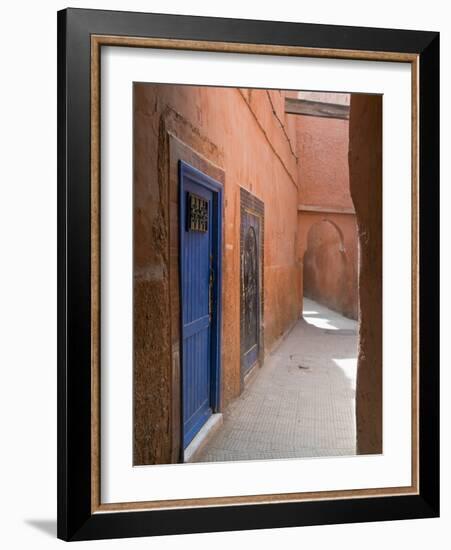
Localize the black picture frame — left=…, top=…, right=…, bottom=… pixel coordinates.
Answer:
left=57, top=7, right=439, bottom=541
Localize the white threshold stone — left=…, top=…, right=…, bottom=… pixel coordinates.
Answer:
left=184, top=413, right=223, bottom=463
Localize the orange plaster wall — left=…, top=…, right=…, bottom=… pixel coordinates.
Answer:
left=298, top=213, right=359, bottom=320
left=134, top=84, right=302, bottom=462
left=295, top=114, right=358, bottom=319
left=348, top=94, right=383, bottom=454
left=296, top=115, right=353, bottom=209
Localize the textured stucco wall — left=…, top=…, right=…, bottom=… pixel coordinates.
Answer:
left=348, top=94, right=383, bottom=455
left=300, top=215, right=358, bottom=320
left=133, top=84, right=302, bottom=464
left=296, top=115, right=353, bottom=209
left=295, top=114, right=358, bottom=319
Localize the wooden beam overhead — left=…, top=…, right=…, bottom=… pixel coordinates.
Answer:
left=298, top=204, right=355, bottom=215
left=285, top=98, right=350, bottom=120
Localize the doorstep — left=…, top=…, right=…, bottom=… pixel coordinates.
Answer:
left=184, top=413, right=223, bottom=463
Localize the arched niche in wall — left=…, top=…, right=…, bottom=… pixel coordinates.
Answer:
left=302, top=219, right=351, bottom=318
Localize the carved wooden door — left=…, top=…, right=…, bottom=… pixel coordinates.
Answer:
left=242, top=212, right=260, bottom=373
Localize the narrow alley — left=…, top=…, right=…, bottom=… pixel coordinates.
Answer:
left=197, top=298, right=358, bottom=462
left=132, top=84, right=382, bottom=465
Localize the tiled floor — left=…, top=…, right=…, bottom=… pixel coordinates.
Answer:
left=196, top=298, right=358, bottom=463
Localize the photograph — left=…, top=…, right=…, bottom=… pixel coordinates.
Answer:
left=52, top=5, right=440, bottom=542
left=0, top=1, right=444, bottom=548
left=132, top=84, right=382, bottom=466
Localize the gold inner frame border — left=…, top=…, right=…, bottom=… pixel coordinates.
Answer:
left=90, top=34, right=419, bottom=514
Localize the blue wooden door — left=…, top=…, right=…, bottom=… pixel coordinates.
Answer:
left=179, top=162, right=222, bottom=450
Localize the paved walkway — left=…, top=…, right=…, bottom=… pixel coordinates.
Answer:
left=197, top=298, right=358, bottom=462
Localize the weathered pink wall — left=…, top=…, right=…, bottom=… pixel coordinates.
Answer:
left=134, top=84, right=302, bottom=463
left=299, top=214, right=358, bottom=319
left=348, top=95, right=383, bottom=455
left=295, top=114, right=358, bottom=319
left=297, top=115, right=352, bottom=208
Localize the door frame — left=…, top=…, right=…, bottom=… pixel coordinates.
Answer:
left=179, top=160, right=223, bottom=451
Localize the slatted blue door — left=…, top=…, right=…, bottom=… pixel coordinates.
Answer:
left=179, top=161, right=222, bottom=450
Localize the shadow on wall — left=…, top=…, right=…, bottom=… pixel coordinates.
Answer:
left=303, top=219, right=358, bottom=320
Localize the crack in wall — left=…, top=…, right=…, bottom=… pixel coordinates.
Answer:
left=237, top=89, right=299, bottom=190
left=265, top=91, right=298, bottom=162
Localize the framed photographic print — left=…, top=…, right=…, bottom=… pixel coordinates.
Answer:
left=57, top=8, right=439, bottom=541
